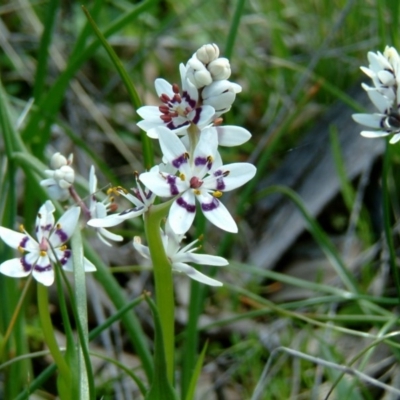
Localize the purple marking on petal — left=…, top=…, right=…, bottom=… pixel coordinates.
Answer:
left=191, top=107, right=202, bottom=125
left=167, top=120, right=190, bottom=130
left=54, top=228, right=68, bottom=243
left=59, top=249, right=71, bottom=266
left=119, top=206, right=144, bottom=215
left=214, top=170, right=226, bottom=190
left=19, top=236, right=29, bottom=249
left=201, top=197, right=219, bottom=212
left=167, top=176, right=180, bottom=196
left=182, top=90, right=196, bottom=109
left=173, top=154, right=188, bottom=169
left=195, top=156, right=207, bottom=166
left=177, top=196, right=196, bottom=213
left=34, top=263, right=52, bottom=272
left=41, top=224, right=53, bottom=232
left=20, top=256, right=33, bottom=272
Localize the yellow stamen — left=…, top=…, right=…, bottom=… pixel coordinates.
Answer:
left=19, top=224, right=25, bottom=233
left=207, top=155, right=213, bottom=163
left=17, top=246, right=25, bottom=254
left=60, top=245, right=67, bottom=251
left=179, top=173, right=185, bottom=181
left=213, top=191, right=223, bottom=198
left=194, top=189, right=201, bottom=195
left=40, top=250, right=47, bottom=256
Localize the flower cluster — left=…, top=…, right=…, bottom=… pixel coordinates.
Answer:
left=91, top=43, right=256, bottom=286
left=352, top=46, right=400, bottom=144
left=0, top=44, right=256, bottom=288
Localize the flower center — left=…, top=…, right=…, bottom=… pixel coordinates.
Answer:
left=158, top=84, right=194, bottom=122
left=190, top=176, right=203, bottom=189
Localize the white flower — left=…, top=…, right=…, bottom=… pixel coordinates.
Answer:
left=0, top=201, right=96, bottom=286
left=88, top=170, right=156, bottom=229
left=133, top=219, right=226, bottom=286
left=40, top=152, right=75, bottom=201
left=353, top=46, right=400, bottom=144
left=137, top=64, right=215, bottom=136
left=201, top=80, right=242, bottom=117
left=88, top=166, right=123, bottom=246
left=140, top=127, right=256, bottom=234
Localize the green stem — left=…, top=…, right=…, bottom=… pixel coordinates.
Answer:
left=382, top=141, right=400, bottom=303
left=144, top=202, right=175, bottom=384
left=37, top=284, right=71, bottom=392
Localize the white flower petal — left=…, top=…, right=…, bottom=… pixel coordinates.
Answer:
left=360, top=130, right=390, bottom=138
left=133, top=236, right=151, bottom=259
left=173, top=262, right=223, bottom=286
left=137, top=106, right=162, bottom=122
left=0, top=258, right=31, bottom=278
left=389, top=133, right=400, bottom=144
left=158, top=127, right=188, bottom=165
left=33, top=255, right=54, bottom=286
left=50, top=207, right=80, bottom=248
left=83, top=257, right=97, bottom=272
left=89, top=166, right=97, bottom=195
left=216, top=125, right=252, bottom=146
left=89, top=215, right=127, bottom=228
left=352, top=113, right=383, bottom=128
left=154, top=78, right=173, bottom=97
left=0, top=227, right=37, bottom=251
left=36, top=201, right=56, bottom=242
left=197, top=193, right=238, bottom=233
left=138, top=120, right=161, bottom=133
left=169, top=193, right=196, bottom=234
left=98, top=228, right=123, bottom=242
left=175, top=252, right=228, bottom=266
left=208, top=163, right=256, bottom=192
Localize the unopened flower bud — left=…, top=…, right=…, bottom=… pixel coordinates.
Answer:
left=54, top=165, right=75, bottom=188
left=207, top=58, right=231, bottom=81
left=50, top=152, right=67, bottom=169
left=202, top=80, right=242, bottom=115
left=196, top=43, right=220, bottom=64
left=186, top=56, right=212, bottom=88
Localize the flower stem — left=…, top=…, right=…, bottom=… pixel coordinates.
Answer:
left=37, top=283, right=71, bottom=398
left=144, top=202, right=175, bottom=384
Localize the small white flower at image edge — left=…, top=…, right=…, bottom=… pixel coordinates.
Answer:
left=0, top=200, right=95, bottom=286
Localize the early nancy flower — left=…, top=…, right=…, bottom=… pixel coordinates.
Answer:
left=88, top=170, right=156, bottom=229
left=88, top=166, right=123, bottom=246
left=134, top=219, right=226, bottom=286
left=0, top=201, right=96, bottom=286
left=140, top=127, right=256, bottom=234
left=137, top=64, right=215, bottom=136
left=353, top=46, right=400, bottom=144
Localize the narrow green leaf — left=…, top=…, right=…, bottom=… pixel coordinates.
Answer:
left=144, top=294, right=178, bottom=400
left=185, top=341, right=208, bottom=400
left=224, top=0, right=245, bottom=58
left=33, top=0, right=60, bottom=101
left=84, top=240, right=154, bottom=382
left=81, top=5, right=154, bottom=170
left=15, top=295, right=146, bottom=399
